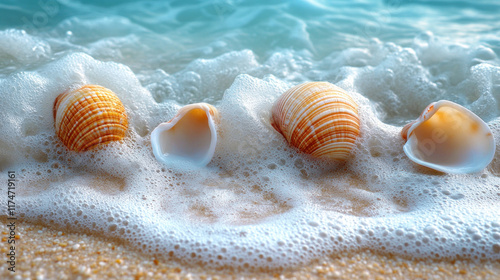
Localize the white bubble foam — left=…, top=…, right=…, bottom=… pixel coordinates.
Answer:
left=0, top=29, right=51, bottom=65
left=1, top=34, right=500, bottom=270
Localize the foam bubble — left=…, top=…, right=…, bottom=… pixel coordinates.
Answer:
left=1, top=35, right=500, bottom=270
left=0, top=29, right=51, bottom=64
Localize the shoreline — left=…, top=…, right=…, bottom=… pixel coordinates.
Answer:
left=2, top=218, right=499, bottom=279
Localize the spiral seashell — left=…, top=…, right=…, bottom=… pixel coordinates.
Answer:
left=151, top=103, right=219, bottom=166
left=401, top=100, right=495, bottom=173
left=53, top=85, right=128, bottom=152
left=271, top=82, right=360, bottom=161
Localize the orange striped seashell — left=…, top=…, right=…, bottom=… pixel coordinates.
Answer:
left=53, top=85, right=128, bottom=152
left=271, top=82, right=360, bottom=161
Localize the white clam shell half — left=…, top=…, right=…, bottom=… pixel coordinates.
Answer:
left=401, top=100, right=495, bottom=174
left=151, top=103, right=219, bottom=167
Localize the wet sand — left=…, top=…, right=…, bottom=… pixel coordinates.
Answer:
left=1, top=217, right=499, bottom=280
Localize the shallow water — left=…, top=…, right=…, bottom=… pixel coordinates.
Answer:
left=1, top=0, right=500, bottom=270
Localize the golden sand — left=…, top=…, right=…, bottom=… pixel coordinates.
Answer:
left=1, top=218, right=499, bottom=280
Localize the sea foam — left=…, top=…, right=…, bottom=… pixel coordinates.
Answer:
left=0, top=30, right=499, bottom=270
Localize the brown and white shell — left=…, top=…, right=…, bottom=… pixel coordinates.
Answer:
left=53, top=85, right=128, bottom=152
left=271, top=82, right=360, bottom=161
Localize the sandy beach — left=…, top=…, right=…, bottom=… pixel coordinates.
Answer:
left=2, top=217, right=499, bottom=280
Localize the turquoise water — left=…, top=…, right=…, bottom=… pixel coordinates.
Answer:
left=1, top=0, right=500, bottom=271
left=1, top=0, right=500, bottom=123
left=1, top=0, right=500, bottom=64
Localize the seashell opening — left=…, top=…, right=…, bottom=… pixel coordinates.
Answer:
left=402, top=100, right=495, bottom=174
left=54, top=85, right=128, bottom=152
left=151, top=103, right=219, bottom=167
left=271, top=82, right=360, bottom=161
